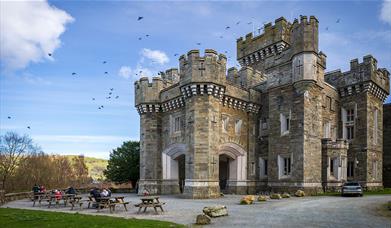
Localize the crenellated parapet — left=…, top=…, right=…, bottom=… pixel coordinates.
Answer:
left=237, top=16, right=319, bottom=68
left=179, top=49, right=227, bottom=85
left=226, top=66, right=267, bottom=88
left=325, top=55, right=390, bottom=101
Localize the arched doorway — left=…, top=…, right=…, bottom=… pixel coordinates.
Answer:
left=176, top=154, right=186, bottom=193
left=162, top=143, right=187, bottom=194
left=219, top=154, right=230, bottom=191
left=218, top=143, right=247, bottom=191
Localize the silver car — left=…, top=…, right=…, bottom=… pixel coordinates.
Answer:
left=341, top=182, right=363, bottom=197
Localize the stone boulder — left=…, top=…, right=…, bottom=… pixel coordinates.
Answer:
left=257, top=195, right=267, bottom=201
left=282, top=193, right=291, bottom=198
left=294, top=190, right=305, bottom=197
left=240, top=195, right=255, bottom=205
left=270, top=193, right=282, bottom=199
left=196, top=214, right=211, bottom=225
left=203, top=206, right=228, bottom=217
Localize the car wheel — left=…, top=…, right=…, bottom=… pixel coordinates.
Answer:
left=359, top=194, right=363, bottom=197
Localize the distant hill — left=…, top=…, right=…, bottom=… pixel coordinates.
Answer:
left=65, top=155, right=108, bottom=181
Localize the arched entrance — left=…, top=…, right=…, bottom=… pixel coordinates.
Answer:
left=218, top=143, right=247, bottom=192
left=162, top=143, right=187, bottom=194
left=219, top=154, right=230, bottom=191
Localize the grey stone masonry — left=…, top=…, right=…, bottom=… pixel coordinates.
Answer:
left=135, top=15, right=390, bottom=198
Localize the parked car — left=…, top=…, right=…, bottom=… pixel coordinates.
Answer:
left=341, top=182, right=363, bottom=197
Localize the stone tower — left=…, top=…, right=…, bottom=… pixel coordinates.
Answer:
left=135, top=16, right=389, bottom=198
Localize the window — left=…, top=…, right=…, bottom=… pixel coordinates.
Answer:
left=330, top=158, right=335, bottom=176
left=344, top=108, right=355, bottom=140
left=262, top=118, right=268, bottom=130
left=280, top=112, right=290, bottom=135
left=374, top=109, right=378, bottom=145
left=259, top=158, right=268, bottom=178
left=347, top=109, right=354, bottom=122
left=347, top=161, right=354, bottom=177
left=283, top=157, right=291, bottom=175
left=174, top=116, right=181, bottom=132
left=278, top=155, right=292, bottom=178
left=170, top=115, right=183, bottom=134
left=235, top=119, right=242, bottom=135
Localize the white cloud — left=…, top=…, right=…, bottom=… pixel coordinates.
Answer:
left=140, top=48, right=169, bottom=65
left=380, top=0, right=391, bottom=25
left=0, top=0, right=74, bottom=70
left=118, top=66, right=132, bottom=79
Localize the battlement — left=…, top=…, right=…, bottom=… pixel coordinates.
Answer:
left=134, top=76, right=166, bottom=106
left=237, top=15, right=319, bottom=68
left=179, top=49, right=227, bottom=84
left=325, top=55, right=390, bottom=101
left=162, top=68, right=179, bottom=83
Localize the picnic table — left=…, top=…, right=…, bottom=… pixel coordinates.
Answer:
left=96, top=196, right=130, bottom=213
left=47, top=193, right=76, bottom=208
left=32, top=192, right=48, bottom=207
left=136, top=196, right=165, bottom=214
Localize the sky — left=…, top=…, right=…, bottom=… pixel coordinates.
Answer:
left=0, top=0, right=390, bottom=159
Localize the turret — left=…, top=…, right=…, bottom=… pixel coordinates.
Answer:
left=290, top=15, right=319, bottom=56
left=179, top=49, right=227, bottom=85
left=134, top=76, right=165, bottom=107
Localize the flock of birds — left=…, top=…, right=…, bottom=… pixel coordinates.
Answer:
left=5, top=15, right=342, bottom=131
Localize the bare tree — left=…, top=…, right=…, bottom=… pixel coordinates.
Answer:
left=0, top=132, right=38, bottom=191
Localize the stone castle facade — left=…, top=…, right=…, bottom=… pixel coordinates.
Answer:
left=135, top=16, right=390, bottom=198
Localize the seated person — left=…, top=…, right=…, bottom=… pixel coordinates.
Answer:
left=90, top=188, right=101, bottom=202
left=40, top=185, right=46, bottom=193
left=54, top=190, right=62, bottom=200
left=65, top=186, right=77, bottom=195
left=100, top=188, right=109, bottom=197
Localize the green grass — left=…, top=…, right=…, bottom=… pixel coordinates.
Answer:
left=0, top=208, right=184, bottom=228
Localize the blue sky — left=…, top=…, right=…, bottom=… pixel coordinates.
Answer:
left=1, top=0, right=390, bottom=159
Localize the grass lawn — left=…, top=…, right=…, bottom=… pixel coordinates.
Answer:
left=0, top=208, right=184, bottom=228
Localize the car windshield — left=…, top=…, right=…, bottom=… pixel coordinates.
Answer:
left=345, top=182, right=359, bottom=186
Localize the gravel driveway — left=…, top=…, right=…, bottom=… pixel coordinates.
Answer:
left=2, top=194, right=390, bottom=227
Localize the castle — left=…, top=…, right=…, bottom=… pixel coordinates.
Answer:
left=134, top=16, right=390, bottom=198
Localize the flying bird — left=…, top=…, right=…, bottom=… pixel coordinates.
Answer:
left=236, top=21, right=240, bottom=25
left=138, top=37, right=142, bottom=40
left=247, top=22, right=252, bottom=25
left=115, top=96, right=119, bottom=99
left=110, top=88, right=114, bottom=91
left=72, top=72, right=77, bottom=75
left=336, top=19, right=341, bottom=23
left=225, top=26, right=230, bottom=30
left=48, top=53, right=52, bottom=56
left=174, top=53, right=179, bottom=56
left=102, top=61, right=107, bottom=64
left=146, top=34, right=150, bottom=37
left=325, top=27, right=329, bottom=31
left=27, top=126, right=31, bottom=129
left=92, top=98, right=95, bottom=101
left=137, top=16, right=143, bottom=21
left=109, top=92, right=112, bottom=95
left=196, top=42, right=201, bottom=45
left=219, top=35, right=223, bottom=39
left=104, top=72, right=108, bottom=74
left=7, top=116, right=11, bottom=119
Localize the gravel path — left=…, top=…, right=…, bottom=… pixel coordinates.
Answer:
left=2, top=193, right=390, bottom=227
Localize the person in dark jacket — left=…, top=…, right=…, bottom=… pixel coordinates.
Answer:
left=65, top=186, right=76, bottom=195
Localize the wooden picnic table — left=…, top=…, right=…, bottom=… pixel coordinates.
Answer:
left=136, top=196, right=165, bottom=214
left=32, top=192, right=48, bottom=207
left=96, top=196, right=129, bottom=213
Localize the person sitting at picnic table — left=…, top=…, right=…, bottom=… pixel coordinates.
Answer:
left=90, top=188, right=101, bottom=201
left=40, top=185, right=46, bottom=193
left=65, top=186, right=77, bottom=195
left=100, top=188, right=110, bottom=197
left=54, top=189, right=62, bottom=200
left=32, top=184, right=40, bottom=193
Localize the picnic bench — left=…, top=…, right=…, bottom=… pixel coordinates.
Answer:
left=96, top=196, right=130, bottom=213
left=135, top=196, right=165, bottom=214
left=32, top=192, right=48, bottom=207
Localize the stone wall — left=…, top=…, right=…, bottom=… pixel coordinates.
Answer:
left=383, top=103, right=391, bottom=187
